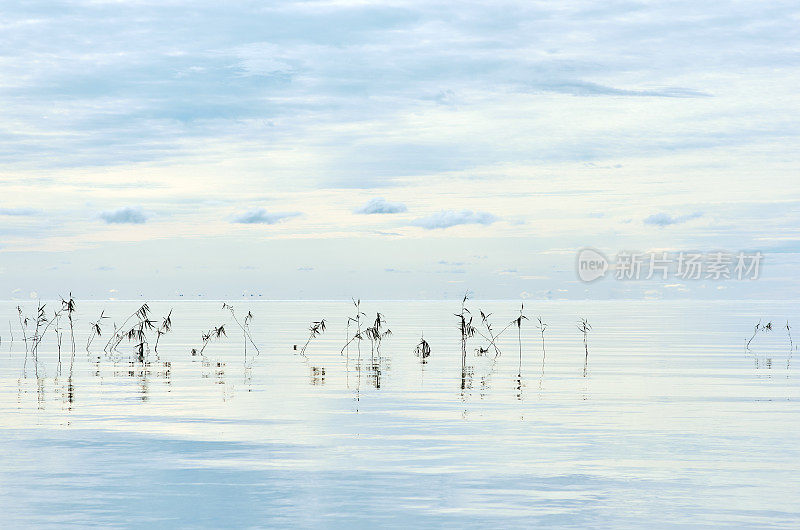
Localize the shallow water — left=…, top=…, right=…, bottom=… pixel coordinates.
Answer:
left=1, top=300, right=798, bottom=528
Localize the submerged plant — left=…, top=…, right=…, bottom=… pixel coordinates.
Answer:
left=154, top=309, right=174, bottom=353
left=300, top=319, right=327, bottom=356
left=455, top=293, right=476, bottom=390
left=104, top=303, right=152, bottom=353
left=536, top=316, right=548, bottom=386
left=222, top=303, right=259, bottom=355
left=341, top=299, right=366, bottom=356
left=125, top=316, right=157, bottom=362
left=61, top=293, right=76, bottom=354
left=745, top=320, right=775, bottom=369
left=477, top=310, right=503, bottom=358
left=102, top=303, right=172, bottom=362
left=194, top=325, right=227, bottom=356
left=746, top=320, right=773, bottom=350
left=87, top=310, right=108, bottom=351
left=17, top=306, right=29, bottom=354
left=364, top=313, right=391, bottom=360
left=414, top=334, right=431, bottom=363
left=28, top=302, right=49, bottom=376
left=52, top=310, right=63, bottom=374
left=513, top=304, right=528, bottom=373
left=578, top=317, right=592, bottom=377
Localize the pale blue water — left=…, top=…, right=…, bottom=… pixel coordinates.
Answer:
left=1, top=300, right=798, bottom=528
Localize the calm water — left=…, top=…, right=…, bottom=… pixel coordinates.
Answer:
left=1, top=300, right=798, bottom=528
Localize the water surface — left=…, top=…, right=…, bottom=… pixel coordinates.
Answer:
left=1, top=300, right=798, bottom=528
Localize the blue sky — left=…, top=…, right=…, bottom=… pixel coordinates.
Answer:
left=1, top=0, right=799, bottom=300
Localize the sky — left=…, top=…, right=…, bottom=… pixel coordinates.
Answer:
left=1, top=0, right=799, bottom=300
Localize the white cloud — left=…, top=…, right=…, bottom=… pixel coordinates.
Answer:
left=0, top=207, right=39, bottom=216
left=644, top=212, right=703, bottom=227
left=412, top=210, right=497, bottom=229
left=354, top=197, right=408, bottom=214
left=232, top=208, right=301, bottom=224
left=100, top=206, right=147, bottom=224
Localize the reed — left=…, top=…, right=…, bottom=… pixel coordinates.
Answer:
left=61, top=293, right=76, bottom=354
left=746, top=320, right=771, bottom=350
left=87, top=310, right=108, bottom=351
left=16, top=306, right=29, bottom=354
left=154, top=309, right=173, bottom=353
left=745, top=320, right=773, bottom=369
left=455, top=293, right=476, bottom=390
left=300, top=319, right=326, bottom=356
left=52, top=309, right=63, bottom=375
left=124, top=315, right=156, bottom=362
left=30, top=303, right=48, bottom=376
left=195, top=325, right=227, bottom=355
left=102, top=303, right=172, bottom=362
left=536, top=316, right=547, bottom=387
left=477, top=310, right=503, bottom=358
left=364, top=313, right=391, bottom=362
left=341, top=299, right=366, bottom=356
left=414, top=334, right=431, bottom=363
left=578, top=318, right=591, bottom=377
left=104, top=303, right=151, bottom=353
left=513, top=304, right=528, bottom=375
left=222, top=303, right=259, bottom=355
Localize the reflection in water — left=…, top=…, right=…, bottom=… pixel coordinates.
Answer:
left=309, top=366, right=326, bottom=386
left=2, top=301, right=800, bottom=528
left=4, top=302, right=799, bottom=411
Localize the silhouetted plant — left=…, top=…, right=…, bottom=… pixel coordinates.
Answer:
left=536, top=316, right=548, bottom=386
left=513, top=303, right=528, bottom=372
left=455, top=293, right=476, bottom=390
left=29, top=303, right=48, bottom=376
left=746, top=320, right=773, bottom=351
left=745, top=320, right=775, bottom=369
left=473, top=306, right=519, bottom=359
left=87, top=310, right=108, bottom=351
left=154, top=309, right=173, bottom=353
left=364, top=313, right=391, bottom=360
left=61, top=293, right=76, bottom=354
left=222, top=303, right=259, bottom=355
left=29, top=303, right=50, bottom=354
left=787, top=321, right=794, bottom=370
left=103, top=303, right=171, bottom=362
left=124, top=315, right=157, bottom=362
left=341, top=299, right=366, bottom=356
left=578, top=317, right=591, bottom=377
left=104, top=303, right=151, bottom=352
left=414, top=334, right=431, bottom=363
left=300, top=319, right=326, bottom=356
left=17, top=306, right=29, bottom=354
left=477, top=310, right=503, bottom=358
left=195, top=325, right=227, bottom=355
left=52, top=309, right=63, bottom=374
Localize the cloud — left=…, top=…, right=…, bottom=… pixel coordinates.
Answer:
left=232, top=208, right=301, bottom=224
left=0, top=207, right=39, bottom=216
left=533, top=81, right=712, bottom=98
left=355, top=197, right=408, bottom=214
left=100, top=206, right=147, bottom=224
left=412, top=210, right=498, bottom=229
left=644, top=212, right=703, bottom=227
